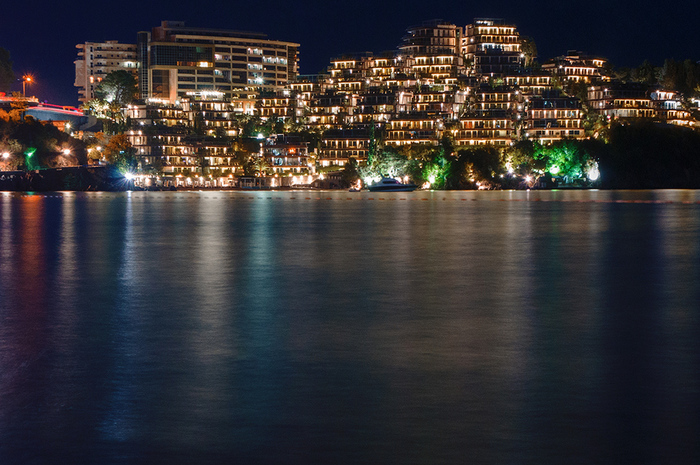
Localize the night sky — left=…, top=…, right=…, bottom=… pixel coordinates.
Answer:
left=2, top=0, right=698, bottom=106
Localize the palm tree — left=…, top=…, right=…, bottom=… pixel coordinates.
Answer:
left=251, top=155, right=271, bottom=175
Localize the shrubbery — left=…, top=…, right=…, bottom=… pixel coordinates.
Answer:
left=347, top=122, right=700, bottom=189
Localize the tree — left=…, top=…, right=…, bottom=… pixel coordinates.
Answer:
left=264, top=116, right=284, bottom=135
left=0, top=115, right=87, bottom=169
left=450, top=146, right=500, bottom=188
left=0, top=47, right=13, bottom=93
left=506, top=140, right=540, bottom=174
left=367, top=123, right=378, bottom=164
left=358, top=146, right=414, bottom=183
left=86, top=100, right=133, bottom=134
left=240, top=115, right=264, bottom=138
left=94, top=70, right=137, bottom=105
left=521, top=36, right=538, bottom=68
left=243, top=155, right=270, bottom=176
left=103, top=134, right=136, bottom=172
left=533, top=140, right=589, bottom=180
left=143, top=155, right=164, bottom=175
left=612, top=67, right=632, bottom=83
left=598, top=121, right=700, bottom=189
left=632, top=60, right=658, bottom=86
left=9, top=92, right=28, bottom=121
left=422, top=151, right=451, bottom=188
left=682, top=59, right=700, bottom=95
left=87, top=71, right=138, bottom=134
left=82, top=132, right=106, bottom=163
left=340, top=157, right=360, bottom=187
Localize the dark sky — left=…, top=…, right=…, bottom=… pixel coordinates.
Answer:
left=2, top=0, right=698, bottom=106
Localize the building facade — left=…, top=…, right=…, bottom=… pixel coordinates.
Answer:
left=463, top=19, right=524, bottom=76
left=541, top=51, right=610, bottom=84
left=110, top=17, right=700, bottom=180
left=74, top=41, right=138, bottom=103
left=137, top=21, right=299, bottom=103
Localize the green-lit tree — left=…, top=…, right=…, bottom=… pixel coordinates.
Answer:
left=422, top=152, right=451, bottom=188
left=532, top=140, right=592, bottom=181
left=505, top=140, right=542, bottom=175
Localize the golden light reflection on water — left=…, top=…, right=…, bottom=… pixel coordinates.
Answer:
left=0, top=190, right=699, bottom=463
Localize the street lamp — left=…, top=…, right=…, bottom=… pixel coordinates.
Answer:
left=22, top=75, right=33, bottom=97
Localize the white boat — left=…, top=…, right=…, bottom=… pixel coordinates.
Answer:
left=368, top=177, right=418, bottom=192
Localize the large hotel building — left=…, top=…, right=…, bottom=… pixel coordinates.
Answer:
left=137, top=21, right=299, bottom=102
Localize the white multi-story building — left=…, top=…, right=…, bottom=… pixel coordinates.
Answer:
left=74, top=41, right=138, bottom=103
left=137, top=21, right=299, bottom=103
left=463, top=18, right=524, bottom=76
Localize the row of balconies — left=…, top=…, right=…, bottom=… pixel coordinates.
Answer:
left=386, top=130, right=439, bottom=139
left=318, top=150, right=368, bottom=159
left=528, top=120, right=583, bottom=129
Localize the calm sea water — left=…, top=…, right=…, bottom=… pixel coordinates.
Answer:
left=1, top=189, right=699, bottom=464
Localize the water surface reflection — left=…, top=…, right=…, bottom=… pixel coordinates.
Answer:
left=1, top=190, right=699, bottom=464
